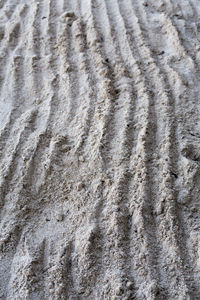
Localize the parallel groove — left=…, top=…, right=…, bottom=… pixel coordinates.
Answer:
left=28, top=0, right=62, bottom=192
left=99, top=1, right=137, bottom=290
left=85, top=2, right=136, bottom=295
left=95, top=1, right=157, bottom=297
left=0, top=3, right=27, bottom=144
left=67, top=12, right=113, bottom=290
left=130, top=0, right=194, bottom=297
left=141, top=2, right=200, bottom=298
left=66, top=1, right=98, bottom=154
left=0, top=1, right=199, bottom=299
left=59, top=0, right=80, bottom=124
left=139, top=2, right=200, bottom=298
left=165, top=0, right=200, bottom=70
left=114, top=1, right=165, bottom=298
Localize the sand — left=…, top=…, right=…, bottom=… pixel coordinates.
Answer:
left=0, top=0, right=200, bottom=299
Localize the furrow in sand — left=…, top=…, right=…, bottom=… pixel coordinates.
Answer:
left=0, top=108, right=38, bottom=213
left=7, top=237, right=46, bottom=299
left=1, top=131, right=66, bottom=298
left=83, top=0, right=121, bottom=171
left=57, top=1, right=118, bottom=294
left=2, top=1, right=100, bottom=293
left=116, top=0, right=185, bottom=297
left=128, top=0, right=194, bottom=297
left=103, top=1, right=163, bottom=295
left=140, top=2, right=199, bottom=297
left=105, top=1, right=166, bottom=297
left=78, top=0, right=162, bottom=297
left=53, top=3, right=74, bottom=128
left=96, top=0, right=137, bottom=168
left=57, top=0, right=80, bottom=124
left=161, top=0, right=200, bottom=69
left=25, top=1, right=42, bottom=98
left=98, top=0, right=137, bottom=286
left=72, top=19, right=99, bottom=154
left=168, top=0, right=200, bottom=68
left=79, top=1, right=116, bottom=171
left=161, top=66, right=200, bottom=299
left=42, top=0, right=60, bottom=129
left=54, top=0, right=138, bottom=295
left=0, top=3, right=28, bottom=141
left=43, top=240, right=75, bottom=299
left=140, top=2, right=200, bottom=297
left=69, top=3, right=127, bottom=291
left=0, top=0, right=44, bottom=209
left=130, top=0, right=188, bottom=293
left=0, top=0, right=48, bottom=202
left=91, top=1, right=151, bottom=297
left=29, top=0, right=87, bottom=192
left=0, top=0, right=19, bottom=92
left=0, top=51, right=26, bottom=207
left=27, top=0, right=62, bottom=192
left=81, top=1, right=134, bottom=296
left=0, top=220, right=23, bottom=299
left=0, top=110, right=39, bottom=299
left=136, top=1, right=200, bottom=296
left=22, top=0, right=55, bottom=193
left=63, top=1, right=99, bottom=155
left=0, top=1, right=200, bottom=299
left=0, top=5, right=45, bottom=295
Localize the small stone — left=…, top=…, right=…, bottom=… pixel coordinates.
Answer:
left=35, top=98, right=41, bottom=105
left=56, top=213, right=64, bottom=222
left=105, top=178, right=112, bottom=186
left=60, top=145, right=71, bottom=152
left=126, top=281, right=134, bottom=289
left=155, top=203, right=164, bottom=216
left=115, top=286, right=123, bottom=296
left=79, top=155, right=85, bottom=162
left=191, top=207, right=197, bottom=213
left=77, top=182, right=85, bottom=191
left=63, top=11, right=76, bottom=18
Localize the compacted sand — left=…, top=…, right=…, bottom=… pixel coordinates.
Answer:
left=0, top=0, right=200, bottom=299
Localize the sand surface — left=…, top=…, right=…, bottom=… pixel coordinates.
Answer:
left=0, top=0, right=200, bottom=299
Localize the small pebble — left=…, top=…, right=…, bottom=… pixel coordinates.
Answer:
left=56, top=213, right=64, bottom=222
left=115, top=286, right=123, bottom=296
left=35, top=98, right=41, bottom=105
left=79, top=155, right=85, bottom=162
left=77, top=182, right=85, bottom=191
left=63, top=11, right=76, bottom=18
left=126, top=281, right=134, bottom=289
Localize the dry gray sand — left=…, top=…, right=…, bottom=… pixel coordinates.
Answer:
left=0, top=0, right=200, bottom=299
